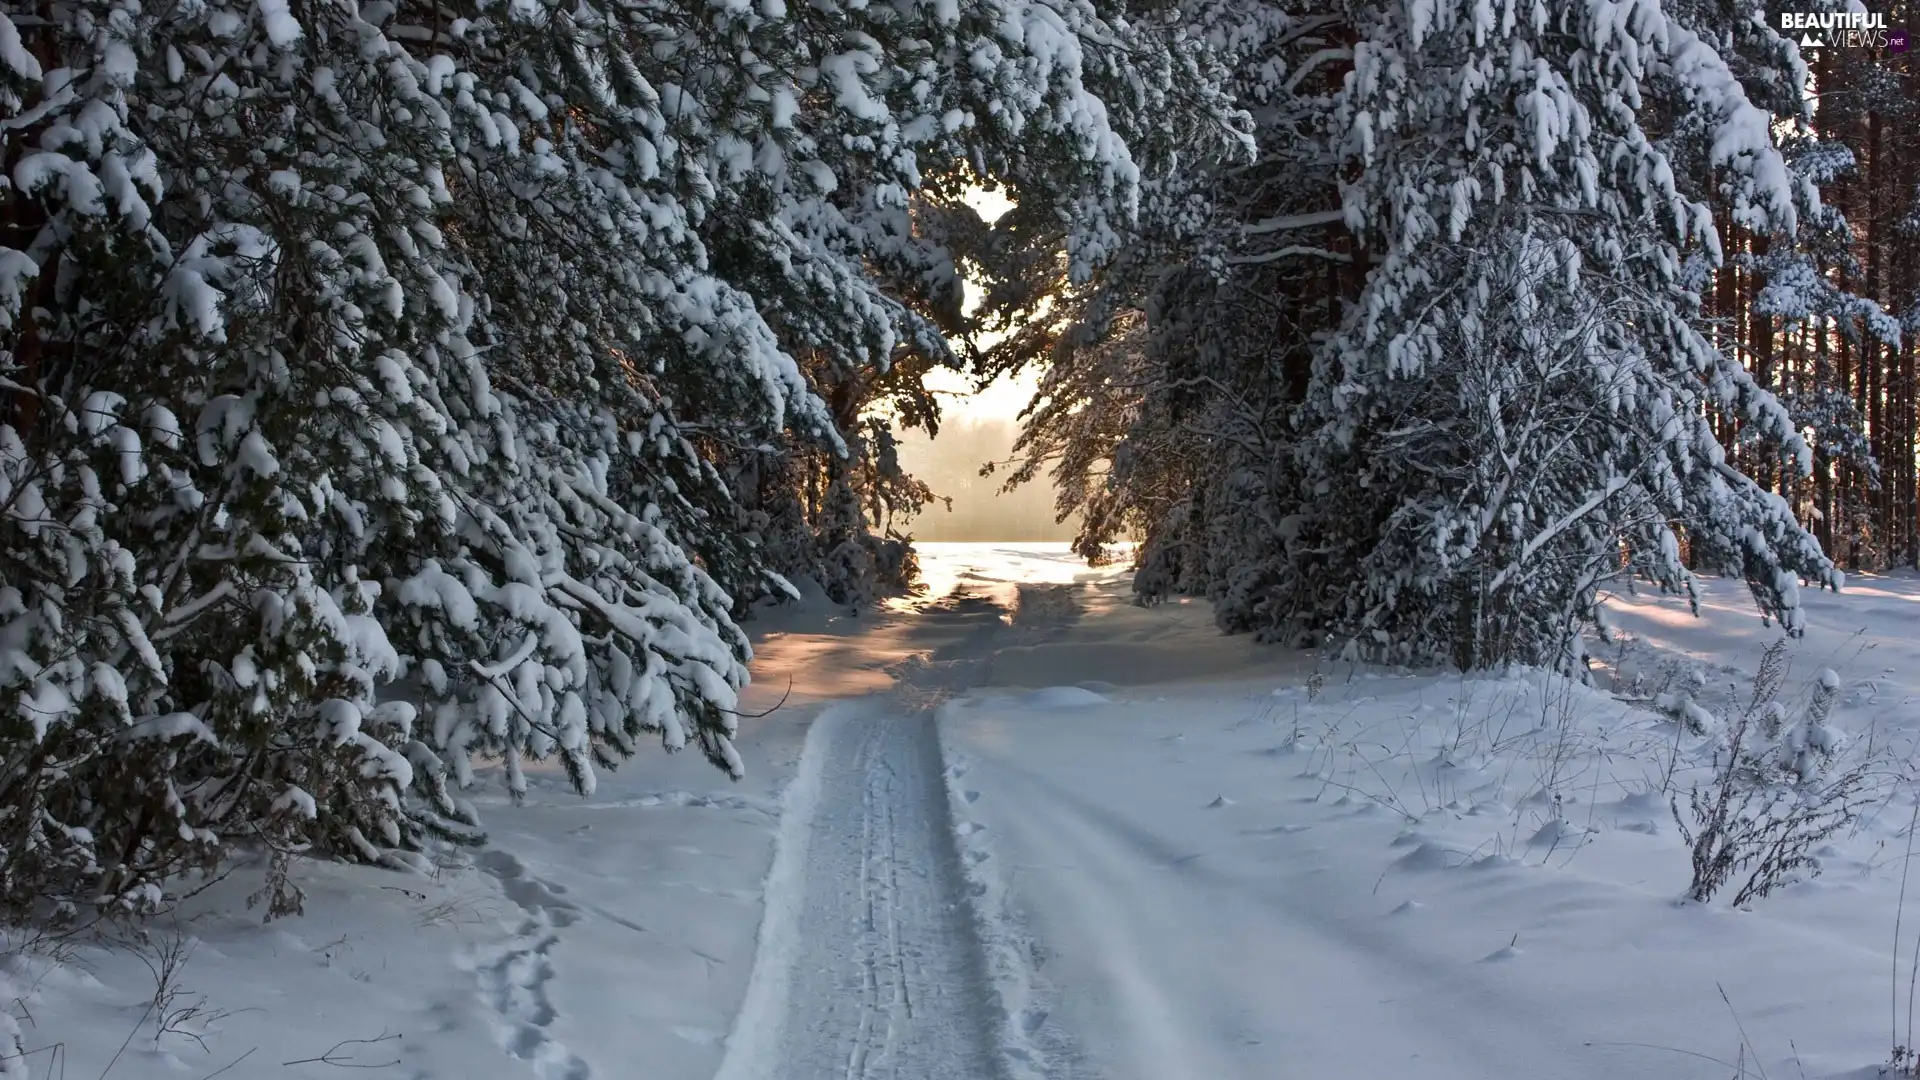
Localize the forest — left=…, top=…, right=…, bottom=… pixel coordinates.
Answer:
left=1710, top=33, right=1917, bottom=574
left=0, top=0, right=1913, bottom=923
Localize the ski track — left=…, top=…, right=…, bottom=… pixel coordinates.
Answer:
left=718, top=582, right=1084, bottom=1080
left=771, top=703, right=1000, bottom=1079
left=705, top=575, right=1623, bottom=1079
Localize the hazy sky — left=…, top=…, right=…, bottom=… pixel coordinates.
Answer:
left=924, top=366, right=1040, bottom=421
left=892, top=183, right=1073, bottom=540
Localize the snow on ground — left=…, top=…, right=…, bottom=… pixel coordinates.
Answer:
left=0, top=698, right=804, bottom=1080
left=6, top=544, right=1919, bottom=1080
left=938, top=558, right=1920, bottom=1080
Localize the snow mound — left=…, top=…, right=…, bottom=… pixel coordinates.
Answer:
left=1395, top=841, right=1457, bottom=870
left=1528, top=819, right=1592, bottom=847
left=1611, top=791, right=1662, bottom=815
left=1019, top=686, right=1112, bottom=709
left=1481, top=941, right=1524, bottom=962
left=712, top=706, right=844, bottom=1080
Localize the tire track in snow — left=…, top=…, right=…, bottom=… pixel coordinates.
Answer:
left=961, top=761, right=1227, bottom=1079
left=971, top=754, right=1630, bottom=1080
left=942, top=750, right=1087, bottom=1080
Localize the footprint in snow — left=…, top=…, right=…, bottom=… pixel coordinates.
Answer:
left=469, top=850, right=595, bottom=1080
left=478, top=850, right=577, bottom=919
left=423, top=1000, right=464, bottom=1034
left=1020, top=1008, right=1050, bottom=1035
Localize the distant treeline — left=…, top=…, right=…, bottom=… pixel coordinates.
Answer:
left=894, top=418, right=1076, bottom=543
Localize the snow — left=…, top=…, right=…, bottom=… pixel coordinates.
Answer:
left=0, top=14, right=42, bottom=81
left=708, top=703, right=839, bottom=1080
left=928, top=559, right=1920, bottom=1079
left=252, top=0, right=302, bottom=47
left=15, top=545, right=1920, bottom=1079
left=1018, top=685, right=1110, bottom=708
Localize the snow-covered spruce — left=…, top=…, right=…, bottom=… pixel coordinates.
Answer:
left=1001, top=0, right=1844, bottom=670
left=0, top=0, right=1239, bottom=915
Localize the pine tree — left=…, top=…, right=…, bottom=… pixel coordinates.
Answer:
left=1006, top=0, right=1849, bottom=671
left=1294, top=0, right=1847, bottom=667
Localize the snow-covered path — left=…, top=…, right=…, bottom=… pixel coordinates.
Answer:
left=716, top=578, right=1089, bottom=1080
left=730, top=559, right=1653, bottom=1080
left=760, top=702, right=998, bottom=1079
left=922, top=556, right=1914, bottom=1080
left=718, top=545, right=1913, bottom=1080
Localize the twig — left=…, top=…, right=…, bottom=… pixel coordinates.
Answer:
left=1895, top=795, right=1919, bottom=1062
left=1718, top=982, right=1771, bottom=1080
left=199, top=1046, right=255, bottom=1080
left=282, top=1031, right=402, bottom=1069
left=718, top=675, right=795, bottom=719
left=1581, top=1040, right=1740, bottom=1070
left=97, top=1000, right=156, bottom=1080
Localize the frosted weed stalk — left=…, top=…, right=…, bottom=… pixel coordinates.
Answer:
left=1672, top=641, right=1878, bottom=908
left=1528, top=672, right=1600, bottom=809
left=133, top=931, right=232, bottom=1053
left=1283, top=668, right=1327, bottom=751
left=1884, top=753, right=1920, bottom=1075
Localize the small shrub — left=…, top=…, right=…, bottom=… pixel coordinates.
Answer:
left=1672, top=641, right=1873, bottom=906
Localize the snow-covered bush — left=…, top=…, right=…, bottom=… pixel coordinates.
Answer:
left=0, top=0, right=1240, bottom=916
left=1672, top=641, right=1870, bottom=907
